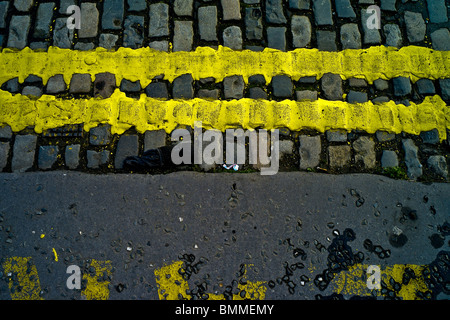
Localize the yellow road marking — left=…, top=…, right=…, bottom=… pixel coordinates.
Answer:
left=2, top=257, right=43, bottom=300
left=332, top=264, right=429, bottom=300
left=154, top=260, right=190, bottom=300
left=0, top=90, right=448, bottom=141
left=81, top=259, right=112, bottom=300
left=52, top=248, right=58, bottom=262
left=154, top=261, right=267, bottom=300
left=0, top=46, right=448, bottom=88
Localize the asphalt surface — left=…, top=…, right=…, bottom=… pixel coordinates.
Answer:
left=0, top=171, right=449, bottom=300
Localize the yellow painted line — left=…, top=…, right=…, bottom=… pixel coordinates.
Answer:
left=332, top=264, right=429, bottom=300
left=0, top=46, right=448, bottom=88
left=81, top=259, right=112, bottom=300
left=1, top=257, right=43, bottom=300
left=0, top=90, right=448, bottom=141
left=154, top=261, right=267, bottom=300
left=52, top=248, right=58, bottom=262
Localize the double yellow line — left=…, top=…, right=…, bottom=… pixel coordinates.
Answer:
left=0, top=45, right=449, bottom=140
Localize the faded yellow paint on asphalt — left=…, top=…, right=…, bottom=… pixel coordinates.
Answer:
left=154, top=260, right=190, bottom=300
left=81, top=259, right=112, bottom=300
left=154, top=261, right=267, bottom=300
left=332, top=264, right=428, bottom=300
left=0, top=89, right=448, bottom=141
left=0, top=46, right=448, bottom=88
left=2, top=257, right=43, bottom=300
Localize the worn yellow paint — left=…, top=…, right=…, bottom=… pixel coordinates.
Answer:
left=0, top=46, right=448, bottom=88
left=154, top=261, right=267, bottom=300
left=52, top=248, right=58, bottom=262
left=2, top=257, right=43, bottom=300
left=0, top=90, right=448, bottom=141
left=332, top=264, right=429, bottom=300
left=81, top=259, right=112, bottom=300
left=154, top=260, right=190, bottom=300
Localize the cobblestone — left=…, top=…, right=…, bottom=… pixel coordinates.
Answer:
left=347, top=90, right=368, bottom=103
left=272, top=75, right=293, bottom=98
left=102, top=0, right=125, bottom=30
left=46, top=75, right=66, bottom=94
left=245, top=7, right=263, bottom=40
left=312, top=0, right=333, bottom=26
left=53, top=18, right=74, bottom=49
left=145, top=82, right=169, bottom=98
left=353, top=136, right=376, bottom=169
left=120, top=79, right=141, bottom=93
left=416, top=79, right=435, bottom=95
left=326, top=130, right=347, bottom=142
left=0, top=126, right=12, bottom=139
left=144, top=130, right=166, bottom=150
left=321, top=73, right=343, bottom=101
left=149, top=3, right=169, bottom=37
left=221, top=0, right=241, bottom=21
left=299, top=135, right=321, bottom=170
left=361, top=9, right=381, bottom=44
left=173, top=21, right=193, bottom=52
left=115, top=135, right=139, bottom=169
left=291, top=16, right=311, bottom=48
left=328, top=145, right=351, bottom=168
left=249, top=87, right=267, bottom=99
left=223, top=26, right=243, bottom=50
left=267, top=27, right=286, bottom=51
left=380, top=0, right=397, bottom=11
left=404, top=11, right=426, bottom=43
left=420, top=129, right=440, bottom=145
left=393, top=77, right=412, bottom=97
left=38, top=146, right=58, bottom=170
left=289, top=0, right=310, bottom=9
left=316, top=30, right=337, bottom=51
left=123, top=15, right=145, bottom=49
left=14, top=0, right=33, bottom=12
left=89, top=125, right=112, bottom=146
left=223, top=75, right=245, bottom=99
left=430, top=29, right=450, bottom=51
left=266, top=0, right=287, bottom=24
left=7, top=15, right=30, bottom=49
left=335, top=0, right=356, bottom=18
left=0, top=2, right=9, bottom=29
left=402, top=138, right=422, bottom=179
left=69, top=74, right=92, bottom=94
left=381, top=150, right=398, bottom=168
left=34, top=2, right=55, bottom=39
left=11, top=135, right=37, bottom=172
left=426, top=0, right=448, bottom=24
left=376, top=131, right=395, bottom=142
left=174, top=0, right=194, bottom=16
left=198, top=6, right=218, bottom=41
left=0, top=141, right=9, bottom=171
left=296, top=90, right=317, bottom=101
left=128, top=0, right=146, bottom=12
left=99, top=33, right=119, bottom=49
left=79, top=3, right=98, bottom=38
left=87, top=150, right=110, bottom=169
left=439, top=79, right=450, bottom=101
left=65, top=144, right=80, bottom=169
left=94, top=73, right=116, bottom=99
left=173, top=74, right=194, bottom=99
left=340, top=23, right=361, bottom=49
left=427, top=155, right=448, bottom=178
left=383, top=24, right=402, bottom=48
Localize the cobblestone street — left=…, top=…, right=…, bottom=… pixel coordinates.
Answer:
left=0, top=0, right=449, bottom=303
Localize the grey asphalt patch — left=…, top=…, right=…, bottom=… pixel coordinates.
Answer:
left=0, top=172, right=448, bottom=300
